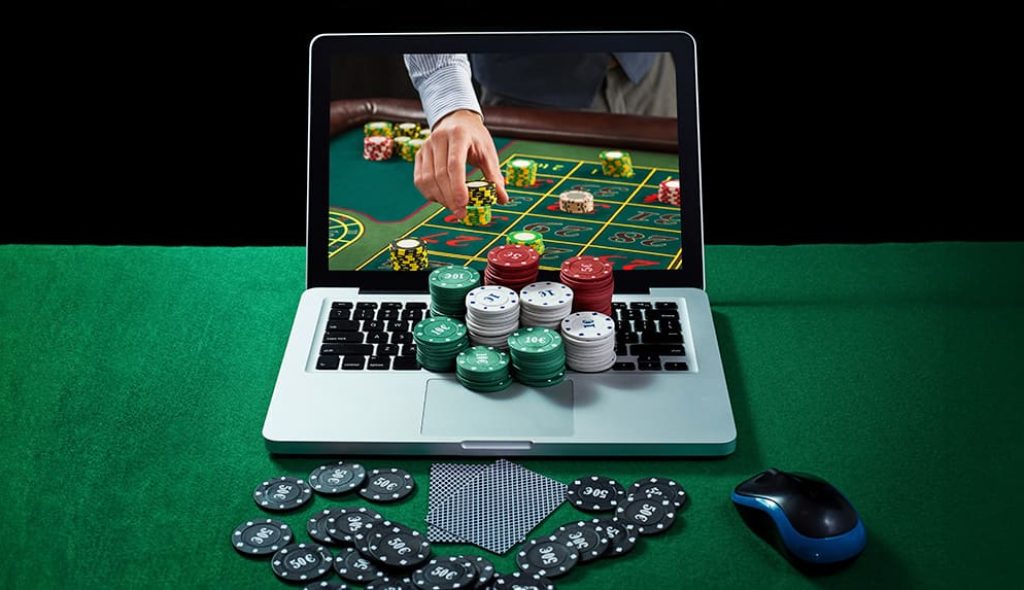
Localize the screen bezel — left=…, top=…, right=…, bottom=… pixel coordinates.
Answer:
left=307, top=31, right=704, bottom=292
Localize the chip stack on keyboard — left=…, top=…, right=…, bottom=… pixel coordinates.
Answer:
left=561, top=312, right=617, bottom=373
left=464, top=285, right=520, bottom=349
left=485, top=244, right=539, bottom=293
left=518, top=281, right=574, bottom=329
left=428, top=265, right=480, bottom=319
left=413, top=316, right=469, bottom=372
left=507, top=327, right=567, bottom=388
left=559, top=256, right=614, bottom=316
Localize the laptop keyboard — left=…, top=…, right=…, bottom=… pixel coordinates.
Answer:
left=315, top=300, right=689, bottom=373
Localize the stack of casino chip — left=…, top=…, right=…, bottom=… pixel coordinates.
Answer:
left=428, top=265, right=480, bottom=319
left=389, top=238, right=429, bottom=271
left=400, top=138, right=425, bottom=162
left=413, top=316, right=470, bottom=371
left=657, top=178, right=681, bottom=206
left=519, top=281, right=574, bottom=329
left=392, top=135, right=412, bottom=159
left=418, top=128, right=431, bottom=140
left=363, top=121, right=393, bottom=137
left=559, top=256, right=614, bottom=316
left=464, top=285, right=520, bottom=348
left=558, top=190, right=595, bottom=214
left=505, top=158, right=538, bottom=187
left=456, top=345, right=512, bottom=392
left=466, top=180, right=497, bottom=206
left=561, top=312, right=617, bottom=373
left=393, top=122, right=420, bottom=138
left=506, top=230, right=545, bottom=255
left=599, top=149, right=634, bottom=178
left=485, top=244, right=540, bottom=293
left=462, top=206, right=492, bottom=227
left=363, top=136, right=394, bottom=161
left=507, top=327, right=567, bottom=387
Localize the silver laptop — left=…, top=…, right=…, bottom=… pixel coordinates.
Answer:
left=263, top=31, right=736, bottom=456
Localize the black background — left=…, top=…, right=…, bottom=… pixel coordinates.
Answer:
left=2, top=9, right=1015, bottom=246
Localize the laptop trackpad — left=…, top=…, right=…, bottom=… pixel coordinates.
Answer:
left=421, top=379, right=574, bottom=437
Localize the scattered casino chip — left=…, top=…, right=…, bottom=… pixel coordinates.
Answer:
left=560, top=312, right=617, bottom=373
left=554, top=521, right=610, bottom=562
left=507, top=327, right=566, bottom=388
left=308, top=508, right=346, bottom=545
left=253, top=476, right=313, bottom=511
left=627, top=477, right=688, bottom=508
left=334, top=546, right=386, bottom=584
left=411, top=555, right=478, bottom=589
left=368, top=525, right=432, bottom=568
left=599, top=149, right=634, bottom=178
left=271, top=543, right=334, bottom=583
left=309, top=461, right=367, bottom=495
left=515, top=535, right=579, bottom=578
left=565, top=475, right=626, bottom=512
left=359, top=468, right=416, bottom=502
left=458, top=555, right=495, bottom=589
left=231, top=518, right=293, bottom=556
left=302, top=581, right=350, bottom=590
left=327, top=506, right=384, bottom=545
left=593, top=518, right=638, bottom=558
left=490, top=571, right=556, bottom=590
left=505, top=158, right=538, bottom=187
left=367, top=577, right=418, bottom=590
left=615, top=497, right=677, bottom=535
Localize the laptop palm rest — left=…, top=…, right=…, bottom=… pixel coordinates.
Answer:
left=421, top=379, right=575, bottom=438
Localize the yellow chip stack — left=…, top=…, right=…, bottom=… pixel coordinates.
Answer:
left=599, top=149, right=634, bottom=178
left=389, top=238, right=429, bottom=271
left=466, top=180, right=498, bottom=206
left=506, top=230, right=545, bottom=255
left=363, top=121, right=393, bottom=138
left=394, top=122, right=421, bottom=137
left=462, top=206, right=492, bottom=227
left=418, top=128, right=431, bottom=140
left=392, top=136, right=412, bottom=159
left=505, top=158, right=538, bottom=187
left=401, top=138, right=425, bottom=162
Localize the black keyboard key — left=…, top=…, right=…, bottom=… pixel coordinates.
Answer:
left=630, top=301, right=653, bottom=309
left=615, top=342, right=627, bottom=355
left=327, top=320, right=360, bottom=332
left=362, top=320, right=385, bottom=332
left=631, top=344, right=685, bottom=356
left=356, top=302, right=378, bottom=309
left=323, top=332, right=364, bottom=344
left=353, top=309, right=375, bottom=320
left=326, top=344, right=373, bottom=356
left=401, top=309, right=424, bottom=321
left=342, top=356, right=366, bottom=370
left=636, top=320, right=658, bottom=333
left=401, top=343, right=417, bottom=356
left=637, top=353, right=660, bottom=363
left=377, top=309, right=400, bottom=320
left=612, top=302, right=627, bottom=310
left=639, top=361, right=662, bottom=371
left=405, top=302, right=428, bottom=310
left=665, top=362, right=689, bottom=371
left=331, top=301, right=354, bottom=310
left=659, top=319, right=682, bottom=332
left=367, top=356, right=391, bottom=370
left=621, top=332, right=639, bottom=344
left=381, top=302, right=403, bottom=309
left=366, top=331, right=390, bottom=344
left=619, top=309, right=641, bottom=321
left=613, top=362, right=636, bottom=371
left=392, top=332, right=413, bottom=345
left=647, top=309, right=679, bottom=320
left=377, top=344, right=400, bottom=356
left=387, top=320, right=410, bottom=332
left=316, top=355, right=340, bottom=370
left=393, top=356, right=420, bottom=370
left=641, top=332, right=684, bottom=345
left=655, top=301, right=678, bottom=309
left=329, top=309, right=351, bottom=321
left=320, top=344, right=344, bottom=356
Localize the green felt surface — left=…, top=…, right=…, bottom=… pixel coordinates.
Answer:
left=2, top=243, right=1022, bottom=589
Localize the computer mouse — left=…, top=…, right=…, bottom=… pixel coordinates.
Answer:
left=731, top=468, right=866, bottom=566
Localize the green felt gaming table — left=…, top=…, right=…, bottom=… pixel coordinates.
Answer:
left=1, top=242, right=1022, bottom=588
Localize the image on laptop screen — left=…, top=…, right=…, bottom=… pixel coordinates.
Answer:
left=325, top=51, right=683, bottom=274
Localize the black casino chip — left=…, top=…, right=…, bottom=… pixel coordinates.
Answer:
left=253, top=476, right=313, bottom=511
left=553, top=521, right=609, bottom=563
left=593, top=518, right=637, bottom=558
left=359, top=468, right=416, bottom=502
left=302, top=581, right=350, bottom=590
left=368, top=525, right=432, bottom=568
left=490, top=571, right=556, bottom=590
left=309, top=461, right=367, bottom=495
left=271, top=543, right=334, bottom=583
left=515, top=535, right=579, bottom=578
left=565, top=475, right=626, bottom=512
left=334, top=547, right=385, bottom=585
left=308, top=509, right=346, bottom=545
left=626, top=477, right=687, bottom=508
left=367, top=577, right=418, bottom=590
left=615, top=497, right=677, bottom=535
left=412, top=555, right=478, bottom=590
left=231, top=518, right=293, bottom=556
left=327, top=507, right=384, bottom=545
left=458, top=554, right=495, bottom=589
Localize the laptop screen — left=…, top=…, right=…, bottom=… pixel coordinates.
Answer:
left=307, top=33, right=703, bottom=291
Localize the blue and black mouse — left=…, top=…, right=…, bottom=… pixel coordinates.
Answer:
left=731, top=468, right=866, bottom=567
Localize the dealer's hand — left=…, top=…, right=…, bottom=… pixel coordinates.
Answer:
left=414, top=109, right=509, bottom=219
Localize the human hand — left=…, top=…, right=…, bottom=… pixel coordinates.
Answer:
left=413, top=109, right=509, bottom=219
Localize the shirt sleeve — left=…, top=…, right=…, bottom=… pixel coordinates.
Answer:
left=403, top=53, right=481, bottom=129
